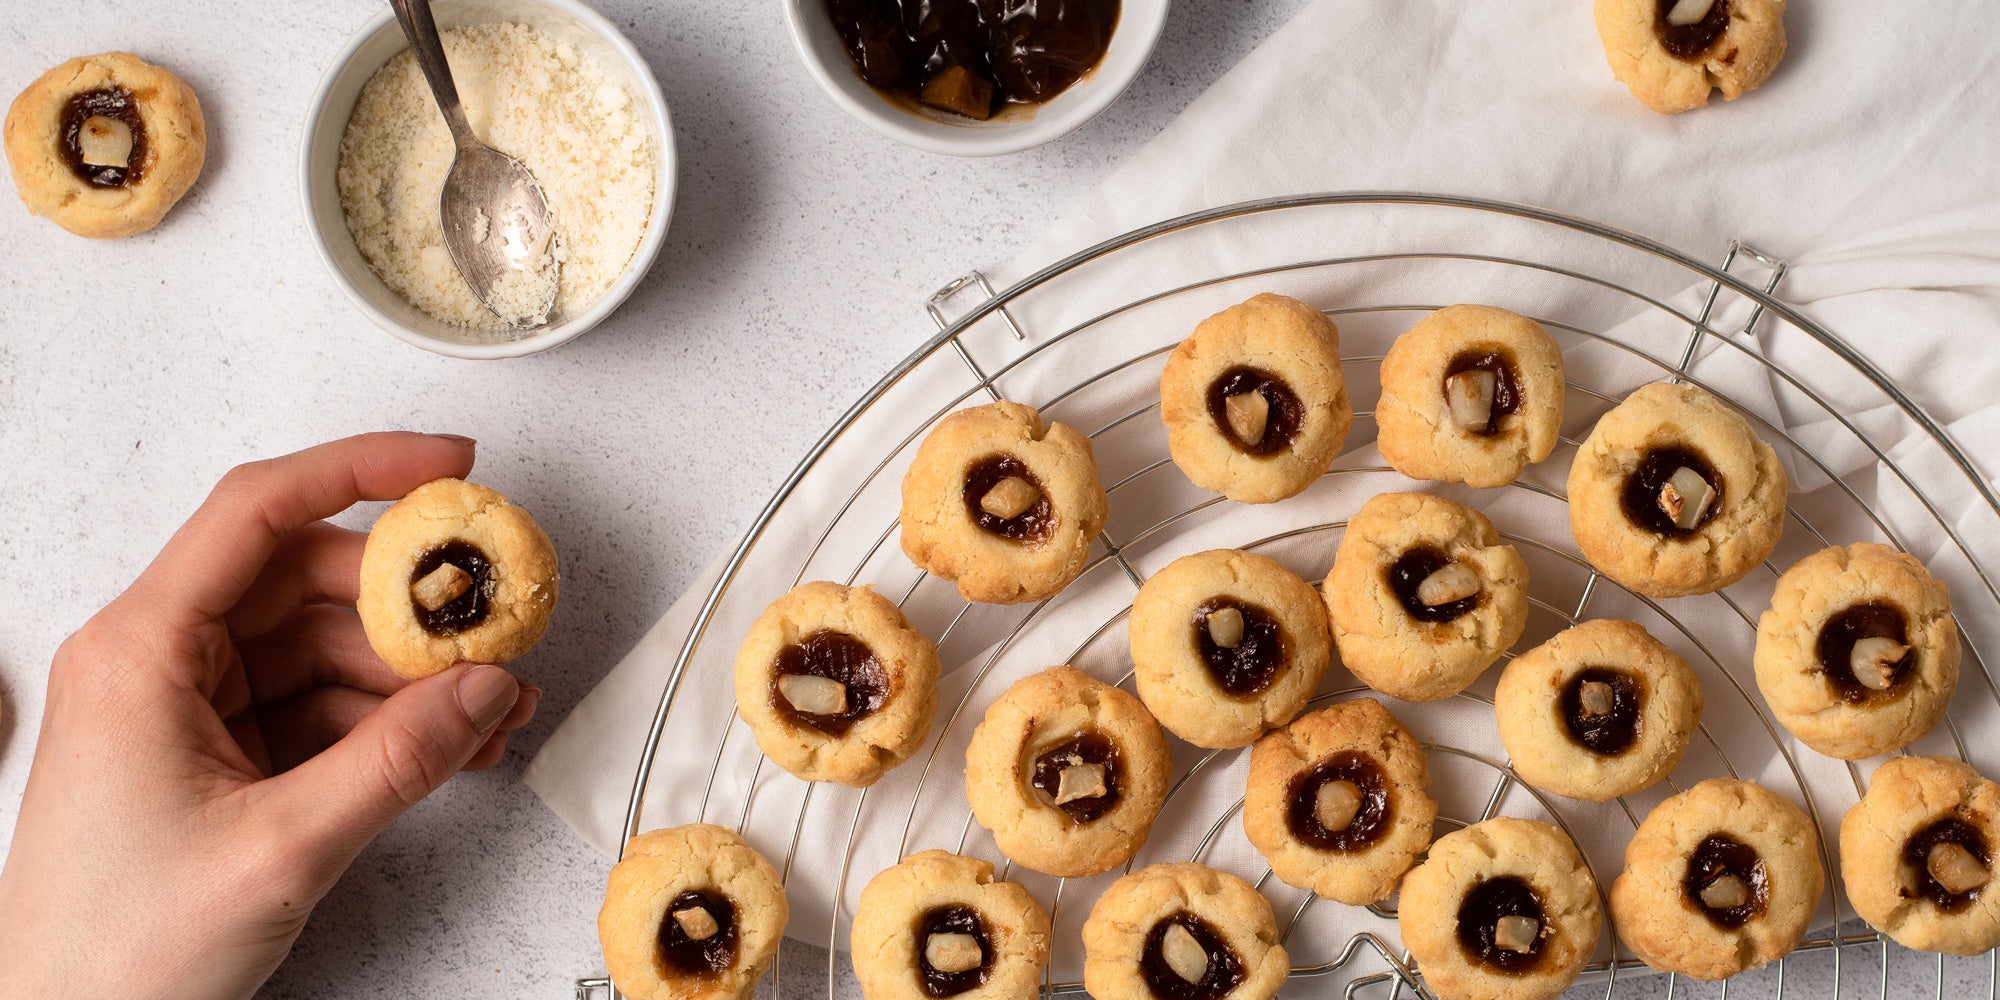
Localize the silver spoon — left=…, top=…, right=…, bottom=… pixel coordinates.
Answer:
left=390, top=0, right=559, bottom=329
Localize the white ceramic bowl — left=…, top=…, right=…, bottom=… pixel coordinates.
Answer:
left=301, top=0, right=676, bottom=359
left=783, top=0, right=1170, bottom=157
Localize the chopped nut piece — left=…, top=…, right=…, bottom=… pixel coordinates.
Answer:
left=1224, top=390, right=1271, bottom=445
left=1928, top=842, right=1988, bottom=895
left=1699, top=874, right=1750, bottom=910
left=672, top=905, right=720, bottom=941
left=1659, top=466, right=1716, bottom=530
left=1849, top=636, right=1909, bottom=691
left=1579, top=679, right=1617, bottom=718
left=778, top=674, right=848, bottom=716
left=1160, top=922, right=1209, bottom=984
left=1493, top=915, right=1540, bottom=954
left=1443, top=369, right=1498, bottom=433
left=1416, top=561, right=1481, bottom=607
left=1053, top=763, right=1108, bottom=805
left=1315, top=779, right=1363, bottom=832
left=925, top=932, right=984, bottom=974
left=411, top=562, right=473, bottom=611
left=1666, top=0, right=1717, bottom=26
left=1206, top=606, right=1246, bottom=649
left=920, top=65, right=995, bottom=120
left=980, top=476, right=1040, bottom=520
left=78, top=115, right=135, bottom=168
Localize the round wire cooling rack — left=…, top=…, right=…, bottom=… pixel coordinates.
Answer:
left=574, top=193, right=2000, bottom=1000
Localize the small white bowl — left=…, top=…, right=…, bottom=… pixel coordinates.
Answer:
left=782, top=0, right=1170, bottom=157
left=301, top=0, right=676, bottom=359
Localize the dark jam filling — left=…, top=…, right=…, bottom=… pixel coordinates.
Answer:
left=1386, top=546, right=1478, bottom=624
left=1655, top=0, right=1733, bottom=61
left=656, top=890, right=737, bottom=978
left=1558, top=668, right=1645, bottom=756
left=1285, top=751, right=1391, bottom=853
left=1455, top=877, right=1546, bottom=973
left=409, top=540, right=493, bottom=636
left=1815, top=602, right=1912, bottom=704
left=60, top=88, right=147, bottom=187
left=1192, top=598, right=1286, bottom=697
left=1619, top=446, right=1722, bottom=537
left=1028, top=730, right=1121, bottom=824
left=1139, top=911, right=1246, bottom=1000
left=1683, top=834, right=1768, bottom=930
left=1904, top=818, right=1989, bottom=913
left=771, top=630, right=888, bottom=737
left=962, top=454, right=1054, bottom=543
left=823, top=0, right=1119, bottom=120
left=1204, top=366, right=1305, bottom=455
left=916, top=905, right=992, bottom=998
left=1443, top=349, right=1523, bottom=437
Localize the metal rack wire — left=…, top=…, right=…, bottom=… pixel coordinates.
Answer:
left=574, top=194, right=2000, bottom=1000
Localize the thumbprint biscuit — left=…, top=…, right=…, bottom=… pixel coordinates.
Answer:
left=1841, top=756, right=2000, bottom=956
left=1595, top=0, right=1787, bottom=114
left=1376, top=305, right=1565, bottom=489
left=598, top=823, right=789, bottom=1000
left=850, top=850, right=1051, bottom=1000
left=1081, top=863, right=1290, bottom=1000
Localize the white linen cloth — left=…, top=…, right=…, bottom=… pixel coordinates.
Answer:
left=528, top=0, right=2000, bottom=985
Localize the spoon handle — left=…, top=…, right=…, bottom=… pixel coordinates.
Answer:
left=389, top=0, right=477, bottom=148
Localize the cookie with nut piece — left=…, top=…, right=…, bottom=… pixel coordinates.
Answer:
left=1375, top=305, right=1564, bottom=488
left=357, top=477, right=559, bottom=679
left=1841, top=756, right=2000, bottom=956
left=850, top=850, right=1051, bottom=1000
left=900, top=401, right=1109, bottom=605
left=1595, top=0, right=1787, bottom=114
left=5, top=51, right=206, bottom=238
left=598, top=823, right=789, bottom=1000
left=1081, top=862, right=1290, bottom=1000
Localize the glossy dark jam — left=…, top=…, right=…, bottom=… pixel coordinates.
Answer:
left=772, top=630, right=888, bottom=736
left=61, top=88, right=146, bottom=186
left=1903, top=818, right=1989, bottom=913
left=1455, top=877, right=1545, bottom=973
left=656, top=889, right=737, bottom=977
left=1029, top=730, right=1120, bottom=823
left=1683, top=834, right=1768, bottom=930
left=1559, top=668, right=1644, bottom=756
left=1192, top=597, right=1285, bottom=697
left=1205, top=366, right=1305, bottom=455
left=1386, top=547, right=1479, bottom=624
left=962, top=454, right=1054, bottom=543
left=1139, top=911, right=1245, bottom=1000
left=1620, top=446, right=1722, bottom=537
left=1815, top=602, right=1912, bottom=704
left=1655, top=0, right=1732, bottom=61
left=409, top=540, right=493, bottom=635
left=1285, top=751, right=1391, bottom=853
left=823, top=0, right=1119, bottom=120
left=915, top=905, right=992, bottom=997
left=1443, top=350, right=1522, bottom=437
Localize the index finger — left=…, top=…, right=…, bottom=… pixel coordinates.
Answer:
left=122, top=432, right=477, bottom=632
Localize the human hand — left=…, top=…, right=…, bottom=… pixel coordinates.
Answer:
left=0, top=432, right=541, bottom=1000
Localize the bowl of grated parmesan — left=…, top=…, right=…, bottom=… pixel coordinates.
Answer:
left=301, top=0, right=675, bottom=359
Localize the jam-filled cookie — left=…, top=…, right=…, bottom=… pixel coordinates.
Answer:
left=357, top=478, right=559, bottom=679
left=1376, top=305, right=1565, bottom=489
left=733, top=581, right=939, bottom=787
left=1841, top=756, right=2000, bottom=955
left=1159, top=293, right=1353, bottom=504
left=1610, top=778, right=1822, bottom=980
left=1567, top=382, right=1786, bottom=599
left=900, top=401, right=1109, bottom=605
left=1495, top=619, right=1702, bottom=801
left=1399, top=817, right=1602, bottom=1000
left=1129, top=549, right=1331, bottom=749
left=4, top=52, right=205, bottom=238
left=850, top=850, right=1051, bottom=1000
left=1243, top=698, right=1437, bottom=905
left=1325, top=492, right=1529, bottom=702
left=598, top=823, right=789, bottom=1000
left=1081, top=863, right=1290, bottom=1000
left=1594, top=0, right=1787, bottom=114
left=964, top=666, right=1172, bottom=878
left=1754, top=542, right=1959, bottom=760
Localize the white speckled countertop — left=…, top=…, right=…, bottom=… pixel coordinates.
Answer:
left=0, top=0, right=1303, bottom=996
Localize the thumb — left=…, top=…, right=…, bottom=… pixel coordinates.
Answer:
left=271, top=663, right=520, bottom=857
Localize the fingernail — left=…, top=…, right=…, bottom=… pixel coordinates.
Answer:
left=457, top=665, right=519, bottom=733
left=432, top=433, right=477, bottom=446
